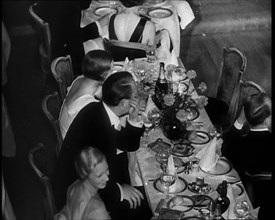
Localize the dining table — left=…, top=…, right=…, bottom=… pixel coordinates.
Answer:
left=80, top=0, right=195, bottom=57
left=118, top=56, right=259, bottom=219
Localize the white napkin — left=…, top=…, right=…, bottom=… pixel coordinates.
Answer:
left=122, top=57, right=129, bottom=70
left=144, top=95, right=159, bottom=117
left=198, top=137, right=219, bottom=172
left=222, top=184, right=236, bottom=219
left=166, top=155, right=180, bottom=192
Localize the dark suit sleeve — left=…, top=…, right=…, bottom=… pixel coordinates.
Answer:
left=116, top=121, right=144, bottom=152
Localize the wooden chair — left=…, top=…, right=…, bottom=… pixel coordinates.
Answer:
left=51, top=55, right=74, bottom=101
left=28, top=143, right=57, bottom=220
left=29, top=3, right=51, bottom=74
left=42, top=91, right=63, bottom=156
left=103, top=38, right=150, bottom=61
left=207, top=47, right=247, bottom=133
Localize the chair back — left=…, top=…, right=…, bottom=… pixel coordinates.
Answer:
left=42, top=91, right=63, bottom=155
left=28, top=143, right=57, bottom=220
left=103, top=38, right=149, bottom=61
left=29, top=3, right=51, bottom=73
left=51, top=55, right=74, bottom=101
left=217, top=47, right=247, bottom=132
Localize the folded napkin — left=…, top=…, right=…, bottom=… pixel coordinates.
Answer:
left=144, top=94, right=159, bottom=117
left=222, top=184, right=236, bottom=219
left=166, top=155, right=180, bottom=192
left=198, top=137, right=220, bottom=172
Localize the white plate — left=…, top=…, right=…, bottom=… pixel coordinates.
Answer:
left=167, top=195, right=194, bottom=212
left=153, top=176, right=187, bottom=194
left=200, top=158, right=232, bottom=176
left=94, top=6, right=117, bottom=17
left=147, top=7, right=172, bottom=19
left=188, top=131, right=211, bottom=145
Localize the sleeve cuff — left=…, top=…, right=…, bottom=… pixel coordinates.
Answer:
left=127, top=118, right=144, bottom=128
left=116, top=183, right=124, bottom=202
left=234, top=120, right=244, bottom=130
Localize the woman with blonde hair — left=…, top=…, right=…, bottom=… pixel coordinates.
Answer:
left=55, top=146, right=110, bottom=220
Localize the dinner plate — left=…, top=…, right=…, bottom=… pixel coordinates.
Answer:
left=191, top=195, right=215, bottom=210
left=147, top=7, right=173, bottom=19
left=153, top=176, right=187, bottom=194
left=200, top=157, right=232, bottom=176
left=188, top=182, right=214, bottom=194
left=172, top=143, right=194, bottom=157
left=167, top=195, right=195, bottom=212
left=188, top=131, right=211, bottom=145
left=94, top=6, right=117, bottom=17
left=232, top=183, right=244, bottom=197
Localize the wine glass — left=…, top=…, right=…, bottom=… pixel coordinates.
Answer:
left=234, top=200, right=251, bottom=219
left=208, top=124, right=223, bottom=139
left=156, top=148, right=171, bottom=165
left=160, top=169, right=176, bottom=199
left=146, top=47, right=156, bottom=63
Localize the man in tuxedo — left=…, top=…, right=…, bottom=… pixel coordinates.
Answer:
left=222, top=92, right=272, bottom=217
left=52, top=71, right=152, bottom=220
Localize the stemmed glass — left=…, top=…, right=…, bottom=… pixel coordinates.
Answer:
left=234, top=200, right=251, bottom=219
left=146, top=46, right=157, bottom=63
left=208, top=124, right=223, bottom=139
left=160, top=168, right=177, bottom=199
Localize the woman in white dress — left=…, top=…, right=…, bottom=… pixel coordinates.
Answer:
left=59, top=50, right=113, bottom=139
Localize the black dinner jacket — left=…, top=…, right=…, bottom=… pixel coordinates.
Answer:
left=51, top=101, right=144, bottom=211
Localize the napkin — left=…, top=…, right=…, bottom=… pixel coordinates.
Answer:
left=198, top=137, right=220, bottom=172
left=222, top=184, right=236, bottom=219
left=166, top=155, right=179, bottom=192
left=144, top=94, right=159, bottom=117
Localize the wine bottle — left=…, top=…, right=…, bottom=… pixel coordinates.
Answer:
left=155, top=62, right=168, bottom=97
left=213, top=204, right=225, bottom=220
left=215, top=180, right=230, bottom=214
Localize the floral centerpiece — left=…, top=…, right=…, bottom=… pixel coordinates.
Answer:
left=155, top=66, right=208, bottom=141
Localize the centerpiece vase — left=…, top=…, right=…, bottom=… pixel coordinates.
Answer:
left=161, top=107, right=186, bottom=141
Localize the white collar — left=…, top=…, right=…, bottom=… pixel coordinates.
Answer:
left=103, top=102, right=120, bottom=129
left=250, top=127, right=269, bottom=132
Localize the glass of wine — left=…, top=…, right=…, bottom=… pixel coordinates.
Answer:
left=234, top=200, right=251, bottom=219
left=160, top=169, right=176, bottom=199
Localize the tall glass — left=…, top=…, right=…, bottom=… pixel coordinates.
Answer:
left=160, top=169, right=176, bottom=199
left=234, top=200, right=251, bottom=219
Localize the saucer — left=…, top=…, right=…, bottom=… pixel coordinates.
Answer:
left=188, top=182, right=214, bottom=194
left=172, top=143, right=194, bottom=157
left=153, top=176, right=187, bottom=194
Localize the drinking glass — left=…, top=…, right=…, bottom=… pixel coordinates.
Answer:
left=146, top=47, right=156, bottom=63
left=234, top=200, right=251, bottom=219
left=160, top=169, right=176, bottom=199
left=208, top=124, right=223, bottom=139
left=156, top=148, right=171, bottom=165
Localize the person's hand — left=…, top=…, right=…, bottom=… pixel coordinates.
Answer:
left=121, top=184, right=144, bottom=209
left=128, top=97, right=142, bottom=123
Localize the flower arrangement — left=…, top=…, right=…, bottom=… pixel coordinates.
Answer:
left=157, top=67, right=208, bottom=141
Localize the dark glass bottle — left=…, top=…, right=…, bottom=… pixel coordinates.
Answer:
left=213, top=204, right=225, bottom=220
left=155, top=62, right=168, bottom=97
left=215, top=180, right=230, bottom=214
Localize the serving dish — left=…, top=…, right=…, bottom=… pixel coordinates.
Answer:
left=171, top=143, right=194, bottom=157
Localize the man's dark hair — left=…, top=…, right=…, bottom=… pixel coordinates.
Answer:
left=102, top=71, right=134, bottom=106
